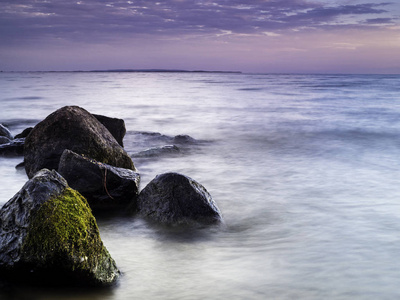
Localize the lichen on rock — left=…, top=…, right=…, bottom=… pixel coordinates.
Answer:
left=22, top=188, right=119, bottom=284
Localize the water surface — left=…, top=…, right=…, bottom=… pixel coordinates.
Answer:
left=1, top=72, right=400, bottom=299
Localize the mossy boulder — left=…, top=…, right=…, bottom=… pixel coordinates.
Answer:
left=0, top=169, right=119, bottom=286
left=137, top=172, right=222, bottom=225
left=24, top=106, right=135, bottom=178
left=58, top=149, right=140, bottom=211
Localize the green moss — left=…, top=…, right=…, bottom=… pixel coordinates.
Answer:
left=21, top=188, right=106, bottom=272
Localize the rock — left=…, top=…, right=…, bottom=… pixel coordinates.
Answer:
left=132, top=145, right=180, bottom=158
left=0, top=124, right=13, bottom=140
left=173, top=134, right=197, bottom=144
left=93, top=114, right=126, bottom=147
left=24, top=106, right=135, bottom=178
left=0, top=136, right=11, bottom=145
left=137, top=172, right=222, bottom=225
left=0, top=138, right=24, bottom=157
left=14, top=127, right=33, bottom=139
left=15, top=161, right=25, bottom=170
left=58, top=150, right=140, bottom=211
left=0, top=169, right=119, bottom=287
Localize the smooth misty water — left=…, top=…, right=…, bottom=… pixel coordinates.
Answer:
left=1, top=72, right=400, bottom=299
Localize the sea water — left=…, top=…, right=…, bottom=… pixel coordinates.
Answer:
left=0, top=72, right=400, bottom=299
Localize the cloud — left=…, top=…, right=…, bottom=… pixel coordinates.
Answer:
left=0, top=0, right=396, bottom=47
left=364, top=17, right=396, bottom=24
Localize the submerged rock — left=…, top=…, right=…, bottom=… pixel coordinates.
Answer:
left=132, top=145, right=180, bottom=158
left=58, top=150, right=140, bottom=211
left=15, top=161, right=25, bottom=170
left=0, top=138, right=24, bottom=157
left=137, top=172, right=222, bottom=225
left=93, top=114, right=126, bottom=147
left=0, top=169, right=119, bottom=287
left=0, top=124, right=13, bottom=140
left=24, top=106, right=135, bottom=178
left=173, top=134, right=197, bottom=144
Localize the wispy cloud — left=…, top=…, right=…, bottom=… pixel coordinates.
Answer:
left=0, top=0, right=396, bottom=46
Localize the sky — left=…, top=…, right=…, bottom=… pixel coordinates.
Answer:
left=1, top=0, right=400, bottom=73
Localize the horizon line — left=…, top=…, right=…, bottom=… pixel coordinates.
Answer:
left=1, top=69, right=400, bottom=76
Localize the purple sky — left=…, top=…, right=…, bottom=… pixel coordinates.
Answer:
left=1, top=0, right=400, bottom=73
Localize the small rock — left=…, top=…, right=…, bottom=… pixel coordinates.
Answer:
left=15, top=161, right=25, bottom=170
left=0, top=124, right=13, bottom=140
left=14, top=127, right=33, bottom=139
left=137, top=172, right=222, bottom=225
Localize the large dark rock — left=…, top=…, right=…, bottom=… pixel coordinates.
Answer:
left=93, top=114, right=126, bottom=147
left=0, top=169, right=119, bottom=287
left=0, top=138, right=24, bottom=157
left=0, top=124, right=13, bottom=140
left=58, top=150, right=140, bottom=211
left=137, top=172, right=222, bottom=225
left=24, top=106, right=135, bottom=178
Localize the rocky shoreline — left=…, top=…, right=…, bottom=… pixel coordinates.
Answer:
left=0, top=106, right=222, bottom=287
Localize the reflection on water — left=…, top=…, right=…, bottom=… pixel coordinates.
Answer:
left=1, top=73, right=400, bottom=299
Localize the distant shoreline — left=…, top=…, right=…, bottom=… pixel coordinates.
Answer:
left=0, top=69, right=242, bottom=74
left=88, top=69, right=242, bottom=74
